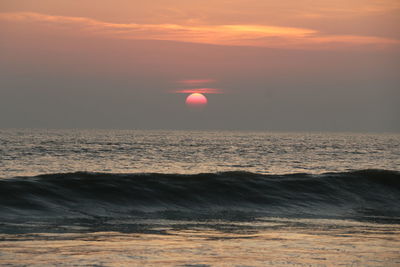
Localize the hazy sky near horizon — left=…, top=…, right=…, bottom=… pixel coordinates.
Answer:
left=1, top=0, right=399, bottom=131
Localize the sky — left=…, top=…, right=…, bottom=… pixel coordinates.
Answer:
left=0, top=0, right=399, bottom=132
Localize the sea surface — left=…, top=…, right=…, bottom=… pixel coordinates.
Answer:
left=0, top=129, right=399, bottom=266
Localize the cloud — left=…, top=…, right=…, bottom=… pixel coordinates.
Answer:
left=178, top=79, right=216, bottom=86
left=173, top=88, right=223, bottom=94
left=174, top=79, right=222, bottom=94
left=0, top=12, right=399, bottom=49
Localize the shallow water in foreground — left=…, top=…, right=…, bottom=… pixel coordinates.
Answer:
left=1, top=218, right=399, bottom=266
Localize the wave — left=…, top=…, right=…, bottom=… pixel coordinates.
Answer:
left=1, top=169, right=399, bottom=221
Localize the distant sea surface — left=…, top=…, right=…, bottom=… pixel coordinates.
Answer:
left=1, top=129, right=399, bottom=177
left=1, top=129, right=399, bottom=266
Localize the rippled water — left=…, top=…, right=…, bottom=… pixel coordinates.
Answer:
left=1, top=129, right=399, bottom=266
left=0, top=129, right=399, bottom=177
left=1, top=218, right=400, bottom=266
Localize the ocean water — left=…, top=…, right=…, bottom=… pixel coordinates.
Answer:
left=0, top=129, right=399, bottom=266
left=1, top=129, right=399, bottom=177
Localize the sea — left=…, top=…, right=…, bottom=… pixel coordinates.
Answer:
left=0, top=129, right=399, bottom=266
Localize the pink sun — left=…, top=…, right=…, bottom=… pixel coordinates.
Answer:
left=185, top=93, right=208, bottom=107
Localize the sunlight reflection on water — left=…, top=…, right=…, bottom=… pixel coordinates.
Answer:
left=1, top=129, right=399, bottom=178
left=1, top=218, right=399, bottom=266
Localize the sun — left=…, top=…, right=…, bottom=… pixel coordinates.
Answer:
left=185, top=93, right=208, bottom=107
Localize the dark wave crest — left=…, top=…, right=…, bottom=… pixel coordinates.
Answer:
left=1, top=170, right=399, bottom=221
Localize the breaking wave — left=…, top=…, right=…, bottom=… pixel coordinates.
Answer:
left=1, top=169, right=399, bottom=221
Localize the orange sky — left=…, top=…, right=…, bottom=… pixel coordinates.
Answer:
left=0, top=0, right=399, bottom=131
left=1, top=0, right=399, bottom=50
